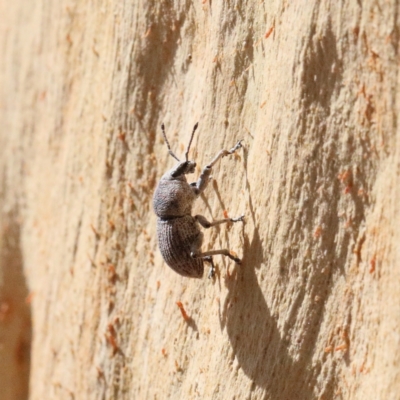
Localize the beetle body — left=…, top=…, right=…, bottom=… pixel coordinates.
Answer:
left=156, top=216, right=204, bottom=278
left=153, top=123, right=244, bottom=279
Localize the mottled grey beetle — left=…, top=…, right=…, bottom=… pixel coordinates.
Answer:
left=153, top=122, right=244, bottom=279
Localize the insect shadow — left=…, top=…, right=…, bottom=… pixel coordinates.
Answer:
left=217, top=147, right=320, bottom=398
left=219, top=228, right=317, bottom=398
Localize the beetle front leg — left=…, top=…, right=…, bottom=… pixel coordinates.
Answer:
left=190, top=140, right=243, bottom=196
left=190, top=165, right=212, bottom=196
left=206, top=139, right=243, bottom=168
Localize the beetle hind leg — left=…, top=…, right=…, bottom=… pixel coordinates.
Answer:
left=191, top=249, right=241, bottom=264
left=203, top=256, right=215, bottom=279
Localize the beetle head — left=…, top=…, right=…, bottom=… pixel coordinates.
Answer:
left=161, top=122, right=198, bottom=178
left=170, top=160, right=196, bottom=178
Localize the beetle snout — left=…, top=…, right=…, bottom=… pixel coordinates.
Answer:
left=187, top=161, right=196, bottom=174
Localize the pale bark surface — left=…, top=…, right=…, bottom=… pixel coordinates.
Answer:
left=1, top=1, right=399, bottom=399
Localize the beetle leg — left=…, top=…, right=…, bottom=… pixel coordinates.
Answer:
left=191, top=249, right=241, bottom=264
left=190, top=140, right=243, bottom=196
left=206, top=140, right=243, bottom=168
left=195, top=214, right=244, bottom=228
left=203, top=256, right=215, bottom=279
left=190, top=165, right=212, bottom=196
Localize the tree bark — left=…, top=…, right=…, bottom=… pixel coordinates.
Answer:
left=1, top=0, right=399, bottom=399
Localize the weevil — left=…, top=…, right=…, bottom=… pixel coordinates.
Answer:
left=153, top=122, right=244, bottom=279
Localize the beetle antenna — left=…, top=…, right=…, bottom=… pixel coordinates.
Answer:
left=185, top=122, right=198, bottom=161
left=161, top=123, right=180, bottom=162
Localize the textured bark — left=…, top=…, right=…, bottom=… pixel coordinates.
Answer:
left=1, top=0, right=400, bottom=399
